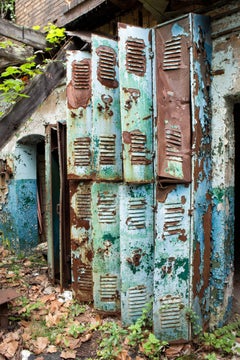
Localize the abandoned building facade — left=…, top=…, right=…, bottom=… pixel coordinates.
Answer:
left=0, top=0, right=240, bottom=342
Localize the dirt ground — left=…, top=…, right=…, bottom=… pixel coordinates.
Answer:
left=0, top=245, right=240, bottom=360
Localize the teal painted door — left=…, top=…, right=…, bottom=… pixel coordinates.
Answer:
left=92, top=35, right=122, bottom=181
left=66, top=51, right=92, bottom=179
left=118, top=24, right=154, bottom=183
left=91, top=182, right=120, bottom=311
left=119, top=183, right=154, bottom=325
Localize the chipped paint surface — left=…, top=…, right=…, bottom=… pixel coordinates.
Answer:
left=210, top=7, right=240, bottom=326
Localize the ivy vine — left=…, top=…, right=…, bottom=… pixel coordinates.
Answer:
left=0, top=0, right=15, bottom=21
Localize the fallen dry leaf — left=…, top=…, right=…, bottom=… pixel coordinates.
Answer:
left=81, top=332, right=92, bottom=343
left=31, top=336, right=49, bottom=355
left=165, top=344, right=184, bottom=356
left=60, top=349, right=77, bottom=359
left=0, top=339, right=19, bottom=358
left=47, top=345, right=58, bottom=353
left=116, top=349, right=132, bottom=360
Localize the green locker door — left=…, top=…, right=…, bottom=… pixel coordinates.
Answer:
left=92, top=35, right=122, bottom=181
left=92, top=182, right=120, bottom=312
left=119, top=183, right=154, bottom=325
left=66, top=51, right=92, bottom=179
left=118, top=24, right=154, bottom=183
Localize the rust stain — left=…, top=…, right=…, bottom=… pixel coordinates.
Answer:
left=67, top=59, right=91, bottom=109
left=156, top=183, right=176, bottom=203
left=193, top=241, right=201, bottom=297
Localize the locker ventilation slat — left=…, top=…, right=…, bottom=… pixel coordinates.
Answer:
left=163, top=202, right=184, bottom=237
left=165, top=127, right=183, bottom=163
left=76, top=191, right=91, bottom=220
left=77, top=266, right=93, bottom=291
left=97, top=192, right=117, bottom=223
left=159, top=296, right=182, bottom=329
left=127, top=198, right=146, bottom=230
left=128, top=286, right=147, bottom=318
left=74, top=137, right=91, bottom=166
left=100, top=275, right=118, bottom=301
left=72, top=61, right=90, bottom=89
left=163, top=36, right=182, bottom=71
left=99, top=135, right=116, bottom=165
left=97, top=46, right=117, bottom=83
left=130, top=131, right=150, bottom=164
left=126, top=37, right=146, bottom=76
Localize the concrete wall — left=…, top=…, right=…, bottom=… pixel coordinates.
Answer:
left=0, top=85, right=66, bottom=252
left=210, top=6, right=240, bottom=326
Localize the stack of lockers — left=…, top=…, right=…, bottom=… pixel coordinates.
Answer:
left=66, top=14, right=212, bottom=341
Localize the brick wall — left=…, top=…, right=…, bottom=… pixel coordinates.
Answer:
left=15, top=0, right=66, bottom=28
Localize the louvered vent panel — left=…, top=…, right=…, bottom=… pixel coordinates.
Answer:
left=76, top=192, right=91, bottom=220
left=78, top=266, right=93, bottom=291
left=126, top=37, right=146, bottom=76
left=159, top=296, right=182, bottom=329
left=97, top=193, right=117, bottom=223
left=130, top=131, right=149, bottom=164
left=97, top=46, right=116, bottom=82
left=72, top=61, right=90, bottom=89
left=100, top=275, right=118, bottom=301
left=163, top=202, right=184, bottom=236
left=74, top=137, right=91, bottom=166
left=163, top=37, right=182, bottom=70
left=127, top=198, right=146, bottom=230
left=166, top=127, right=183, bottom=163
left=99, top=135, right=116, bottom=165
left=128, top=286, right=147, bottom=318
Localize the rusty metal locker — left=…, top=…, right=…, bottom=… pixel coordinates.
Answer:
left=70, top=181, right=93, bottom=302
left=66, top=51, right=92, bottom=179
left=119, top=183, right=154, bottom=325
left=91, top=182, right=120, bottom=312
left=118, top=24, right=154, bottom=183
left=153, top=14, right=212, bottom=341
left=154, top=16, right=191, bottom=183
left=153, top=184, right=191, bottom=341
left=92, top=35, right=122, bottom=181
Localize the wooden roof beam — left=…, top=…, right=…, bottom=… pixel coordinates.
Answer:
left=0, top=18, right=47, bottom=50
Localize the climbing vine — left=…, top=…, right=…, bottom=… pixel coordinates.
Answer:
left=0, top=0, right=15, bottom=21
left=0, top=23, right=66, bottom=116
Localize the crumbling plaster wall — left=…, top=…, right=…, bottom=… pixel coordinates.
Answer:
left=0, top=84, right=66, bottom=251
left=210, top=11, right=240, bottom=326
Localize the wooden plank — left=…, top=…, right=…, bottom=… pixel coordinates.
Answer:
left=0, top=44, right=33, bottom=70
left=0, top=61, right=65, bottom=150
left=0, top=18, right=47, bottom=50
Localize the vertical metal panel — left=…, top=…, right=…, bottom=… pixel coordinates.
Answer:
left=57, top=122, right=71, bottom=290
left=92, top=182, right=120, bottom=312
left=70, top=181, right=93, bottom=302
left=66, top=51, right=92, bottom=179
left=119, top=183, right=154, bottom=325
left=190, top=14, right=212, bottom=327
left=92, top=35, right=122, bottom=181
left=153, top=184, right=191, bottom=341
left=118, top=24, right=154, bottom=183
left=155, top=17, right=191, bottom=183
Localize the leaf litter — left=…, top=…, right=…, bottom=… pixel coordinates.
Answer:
left=0, top=245, right=237, bottom=360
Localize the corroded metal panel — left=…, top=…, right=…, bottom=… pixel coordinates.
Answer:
left=70, top=181, right=93, bottom=302
left=92, top=35, right=122, bottom=181
left=118, top=24, right=154, bottom=183
left=66, top=51, right=92, bottom=179
left=190, top=14, right=212, bottom=327
left=119, top=184, right=154, bottom=325
left=155, top=17, right=191, bottom=183
left=91, top=182, right=120, bottom=312
left=153, top=184, right=191, bottom=341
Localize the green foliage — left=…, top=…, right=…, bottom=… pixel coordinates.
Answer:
left=201, top=320, right=240, bottom=355
left=204, top=353, right=218, bottom=360
left=0, top=0, right=15, bottom=21
left=68, top=323, right=86, bottom=338
left=97, top=321, right=128, bottom=359
left=70, top=302, right=87, bottom=317
left=185, top=307, right=202, bottom=336
left=20, top=300, right=44, bottom=319
left=43, top=23, right=66, bottom=47
left=0, top=39, right=13, bottom=48
left=142, top=333, right=168, bottom=360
